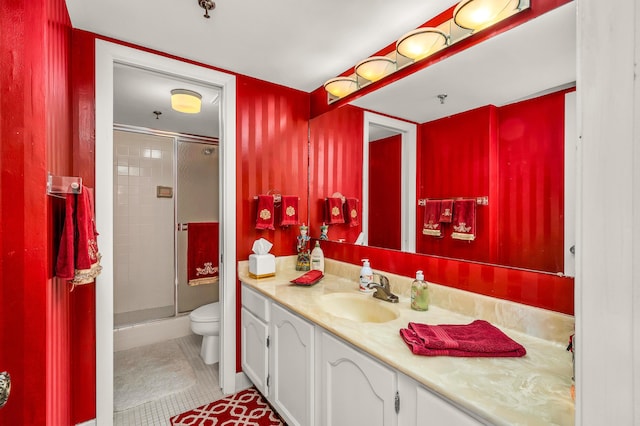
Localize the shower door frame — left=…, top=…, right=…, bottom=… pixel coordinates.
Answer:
left=95, top=40, right=237, bottom=425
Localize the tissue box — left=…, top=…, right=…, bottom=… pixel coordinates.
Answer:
left=249, top=253, right=276, bottom=278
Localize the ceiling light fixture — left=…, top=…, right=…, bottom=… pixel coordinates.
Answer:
left=396, top=28, right=449, bottom=61
left=323, top=77, right=359, bottom=99
left=171, top=89, right=202, bottom=114
left=453, top=0, right=523, bottom=31
left=355, top=56, right=396, bottom=83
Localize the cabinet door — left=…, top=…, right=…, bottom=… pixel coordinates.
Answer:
left=397, top=372, right=483, bottom=426
left=270, top=303, right=315, bottom=426
left=241, top=307, right=269, bottom=395
left=320, top=332, right=397, bottom=426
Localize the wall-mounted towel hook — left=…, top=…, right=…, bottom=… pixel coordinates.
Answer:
left=47, top=173, right=82, bottom=199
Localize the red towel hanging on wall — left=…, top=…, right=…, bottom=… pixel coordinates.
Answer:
left=255, top=195, right=275, bottom=230
left=187, top=222, right=219, bottom=286
left=56, top=188, right=102, bottom=285
left=451, top=199, right=476, bottom=241
left=439, top=199, right=453, bottom=223
left=326, top=197, right=345, bottom=224
left=280, top=195, right=299, bottom=226
left=422, top=200, right=442, bottom=237
left=344, top=198, right=360, bottom=227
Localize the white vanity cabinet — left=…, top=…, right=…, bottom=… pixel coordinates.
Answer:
left=241, top=284, right=315, bottom=426
left=240, top=285, right=270, bottom=396
left=270, top=303, right=315, bottom=426
left=319, top=332, right=398, bottom=426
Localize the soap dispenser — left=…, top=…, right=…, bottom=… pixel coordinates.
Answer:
left=359, top=259, right=374, bottom=292
left=411, top=270, right=429, bottom=311
left=310, top=241, right=325, bottom=273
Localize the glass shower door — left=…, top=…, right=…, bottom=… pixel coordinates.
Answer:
left=176, top=140, right=220, bottom=313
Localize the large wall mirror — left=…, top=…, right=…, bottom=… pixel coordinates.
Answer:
left=309, top=1, right=576, bottom=276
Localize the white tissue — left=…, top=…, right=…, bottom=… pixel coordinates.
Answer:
left=252, top=238, right=273, bottom=255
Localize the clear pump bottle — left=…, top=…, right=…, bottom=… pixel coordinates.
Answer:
left=411, top=270, right=429, bottom=311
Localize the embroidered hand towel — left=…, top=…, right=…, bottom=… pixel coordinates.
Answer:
left=344, top=198, right=360, bottom=227
left=451, top=199, right=476, bottom=240
left=187, top=222, right=219, bottom=286
left=399, top=320, right=526, bottom=357
left=280, top=195, right=299, bottom=226
left=56, top=188, right=102, bottom=285
left=256, top=195, right=275, bottom=230
left=326, top=197, right=345, bottom=224
left=422, top=200, right=442, bottom=237
left=439, top=199, right=453, bottom=223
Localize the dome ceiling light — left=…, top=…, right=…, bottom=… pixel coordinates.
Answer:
left=171, top=89, right=202, bottom=114
left=396, top=28, right=449, bottom=62
left=453, top=0, right=523, bottom=31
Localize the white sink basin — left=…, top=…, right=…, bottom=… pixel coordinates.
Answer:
left=318, top=293, right=400, bottom=323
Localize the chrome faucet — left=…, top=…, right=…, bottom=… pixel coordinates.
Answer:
left=370, top=272, right=399, bottom=303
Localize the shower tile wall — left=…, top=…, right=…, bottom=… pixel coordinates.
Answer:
left=114, top=130, right=175, bottom=325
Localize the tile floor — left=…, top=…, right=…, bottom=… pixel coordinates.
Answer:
left=114, top=334, right=224, bottom=426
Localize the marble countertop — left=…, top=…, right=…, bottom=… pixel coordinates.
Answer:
left=239, top=258, right=575, bottom=426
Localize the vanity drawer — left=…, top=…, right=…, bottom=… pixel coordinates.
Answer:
left=241, top=284, right=270, bottom=322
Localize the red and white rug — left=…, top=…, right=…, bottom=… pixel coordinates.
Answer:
left=170, top=387, right=285, bottom=426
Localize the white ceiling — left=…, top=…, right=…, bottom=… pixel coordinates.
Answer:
left=68, top=0, right=576, bottom=137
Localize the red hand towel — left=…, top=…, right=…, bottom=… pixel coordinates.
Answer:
left=399, top=320, right=526, bottom=357
left=280, top=195, right=299, bottom=226
left=451, top=199, right=476, bottom=241
left=187, top=222, right=219, bottom=286
left=439, top=199, right=453, bottom=223
left=290, top=269, right=324, bottom=286
left=422, top=200, right=442, bottom=237
left=344, top=198, right=360, bottom=227
left=56, top=188, right=102, bottom=285
left=326, top=197, right=345, bottom=224
left=256, top=195, right=275, bottom=230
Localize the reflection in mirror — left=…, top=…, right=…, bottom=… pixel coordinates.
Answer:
left=309, top=2, right=576, bottom=275
left=362, top=113, right=416, bottom=252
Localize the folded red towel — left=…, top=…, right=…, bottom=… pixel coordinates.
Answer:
left=451, top=198, right=476, bottom=241
left=187, top=222, right=219, bottom=286
left=399, top=320, right=526, bottom=357
left=256, top=195, right=275, bottom=230
left=280, top=195, right=299, bottom=226
left=326, top=197, right=345, bottom=224
left=422, top=200, right=442, bottom=237
left=439, top=199, right=453, bottom=223
left=344, top=198, right=360, bottom=227
left=290, top=269, right=324, bottom=286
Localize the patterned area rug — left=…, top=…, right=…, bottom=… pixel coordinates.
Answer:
left=170, top=387, right=284, bottom=425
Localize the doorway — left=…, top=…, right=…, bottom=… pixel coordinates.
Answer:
left=95, top=40, right=237, bottom=425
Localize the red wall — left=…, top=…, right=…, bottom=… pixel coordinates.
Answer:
left=320, top=240, right=574, bottom=315
left=1, top=0, right=74, bottom=424
left=369, top=134, right=402, bottom=250
left=234, top=76, right=310, bottom=370
left=497, top=92, right=565, bottom=271
left=309, top=105, right=364, bottom=243
left=417, top=106, right=496, bottom=263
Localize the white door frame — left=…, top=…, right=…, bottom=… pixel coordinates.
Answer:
left=362, top=111, right=417, bottom=252
left=95, top=40, right=237, bottom=425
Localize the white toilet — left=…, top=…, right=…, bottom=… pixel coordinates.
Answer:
left=189, top=302, right=221, bottom=365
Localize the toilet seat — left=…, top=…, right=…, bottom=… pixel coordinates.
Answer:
left=190, top=302, right=220, bottom=322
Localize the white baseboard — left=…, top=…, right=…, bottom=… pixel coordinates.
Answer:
left=234, top=371, right=252, bottom=393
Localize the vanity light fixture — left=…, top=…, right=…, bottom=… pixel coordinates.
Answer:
left=171, top=89, right=202, bottom=114
left=396, top=27, right=449, bottom=61
left=355, top=56, right=396, bottom=83
left=323, top=77, right=359, bottom=99
left=453, top=0, right=523, bottom=31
